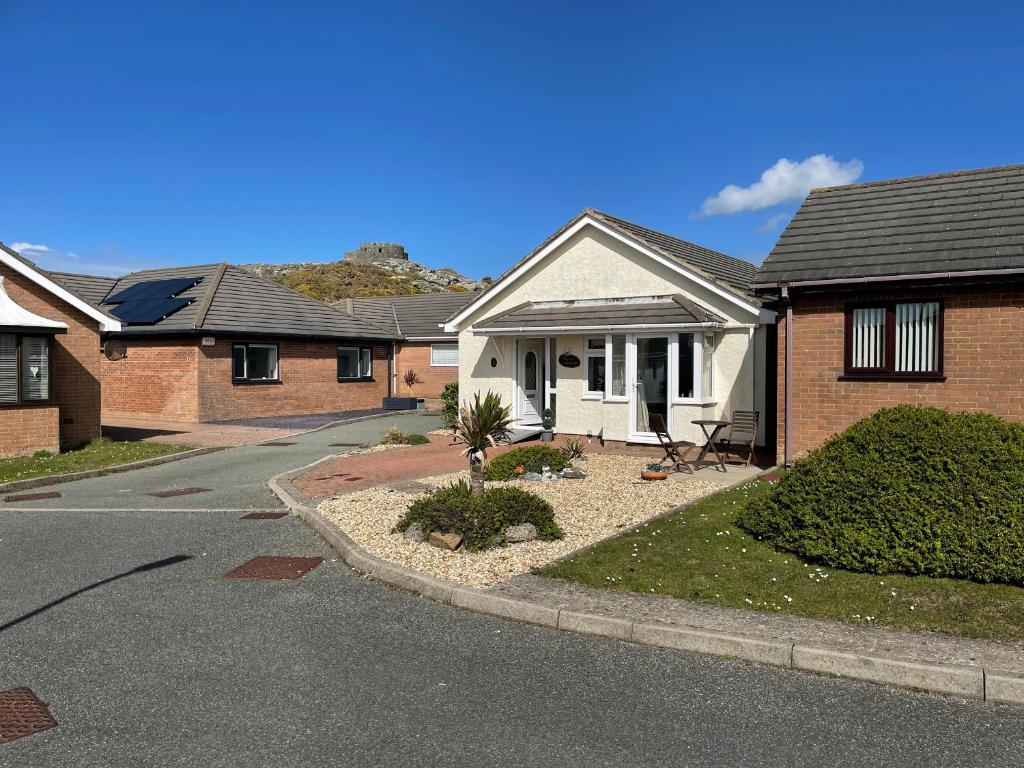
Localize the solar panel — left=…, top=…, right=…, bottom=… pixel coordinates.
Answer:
left=109, top=297, right=193, bottom=324
left=106, top=277, right=203, bottom=304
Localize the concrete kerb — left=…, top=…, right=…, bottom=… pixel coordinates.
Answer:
left=269, top=457, right=1017, bottom=706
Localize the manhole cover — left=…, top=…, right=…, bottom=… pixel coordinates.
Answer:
left=148, top=487, right=211, bottom=498
left=3, top=491, right=61, bottom=503
left=0, top=688, right=57, bottom=744
left=240, top=512, right=288, bottom=520
left=258, top=442, right=296, bottom=447
left=224, top=556, right=323, bottom=580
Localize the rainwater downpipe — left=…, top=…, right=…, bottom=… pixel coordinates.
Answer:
left=783, top=285, right=793, bottom=467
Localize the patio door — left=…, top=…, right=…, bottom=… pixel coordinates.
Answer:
left=629, top=335, right=670, bottom=442
left=518, top=340, right=543, bottom=424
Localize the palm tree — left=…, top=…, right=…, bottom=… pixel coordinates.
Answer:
left=454, top=390, right=512, bottom=496
left=403, top=369, right=423, bottom=396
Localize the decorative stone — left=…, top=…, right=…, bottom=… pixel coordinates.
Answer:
left=520, top=472, right=543, bottom=482
left=404, top=523, right=426, bottom=543
left=505, top=523, right=537, bottom=543
left=560, top=467, right=587, bottom=479
left=429, top=532, right=462, bottom=550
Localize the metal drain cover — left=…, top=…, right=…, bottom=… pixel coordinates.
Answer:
left=0, top=688, right=57, bottom=744
left=258, top=442, right=296, bottom=447
left=3, top=491, right=61, bottom=503
left=240, top=512, right=288, bottom=520
left=148, top=487, right=211, bottom=498
left=224, top=556, right=323, bottom=580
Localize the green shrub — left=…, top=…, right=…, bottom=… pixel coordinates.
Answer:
left=560, top=437, right=586, bottom=461
left=484, top=445, right=569, bottom=480
left=738, top=406, right=1024, bottom=585
left=395, top=480, right=563, bottom=550
left=381, top=428, right=430, bottom=446
left=440, top=382, right=459, bottom=430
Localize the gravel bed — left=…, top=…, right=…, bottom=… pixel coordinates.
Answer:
left=319, top=454, right=717, bottom=588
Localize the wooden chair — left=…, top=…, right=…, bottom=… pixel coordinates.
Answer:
left=719, top=410, right=759, bottom=467
left=648, top=414, right=695, bottom=474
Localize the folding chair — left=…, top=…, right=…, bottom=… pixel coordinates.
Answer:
left=649, top=414, right=695, bottom=474
left=719, top=410, right=759, bottom=467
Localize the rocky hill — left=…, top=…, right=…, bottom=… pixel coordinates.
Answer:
left=241, top=254, right=489, bottom=303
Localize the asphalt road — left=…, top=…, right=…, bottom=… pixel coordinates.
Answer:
left=0, top=412, right=442, bottom=511
left=1, top=508, right=1023, bottom=767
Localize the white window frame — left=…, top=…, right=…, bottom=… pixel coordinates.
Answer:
left=669, top=331, right=715, bottom=405
left=429, top=342, right=459, bottom=367
left=583, top=337, right=605, bottom=399
left=232, top=342, right=279, bottom=383
left=338, top=345, right=373, bottom=381
left=604, top=333, right=629, bottom=402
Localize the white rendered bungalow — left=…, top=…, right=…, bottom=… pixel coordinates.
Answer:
left=445, top=210, right=774, bottom=448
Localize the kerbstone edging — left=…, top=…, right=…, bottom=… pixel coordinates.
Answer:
left=0, top=446, right=224, bottom=494
left=268, top=462, right=1018, bottom=706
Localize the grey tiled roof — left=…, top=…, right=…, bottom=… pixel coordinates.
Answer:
left=78, top=263, right=396, bottom=339
left=348, top=291, right=481, bottom=338
left=758, top=163, right=1024, bottom=285
left=49, top=272, right=118, bottom=306
left=474, top=295, right=726, bottom=331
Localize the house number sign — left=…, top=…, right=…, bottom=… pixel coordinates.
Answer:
left=558, top=352, right=581, bottom=368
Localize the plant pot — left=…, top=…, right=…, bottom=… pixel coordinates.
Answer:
left=383, top=396, right=417, bottom=411
left=641, top=470, right=668, bottom=481
left=540, top=429, right=554, bottom=443
left=416, top=398, right=425, bottom=410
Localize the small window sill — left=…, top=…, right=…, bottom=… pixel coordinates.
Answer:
left=603, top=396, right=630, bottom=404
left=0, top=400, right=55, bottom=408
left=338, top=377, right=375, bottom=383
left=672, top=399, right=717, bottom=407
left=838, top=374, right=946, bottom=383
left=582, top=393, right=604, bottom=401
left=429, top=363, right=459, bottom=368
left=232, top=379, right=282, bottom=386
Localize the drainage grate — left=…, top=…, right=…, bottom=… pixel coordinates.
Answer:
left=240, top=512, right=288, bottom=520
left=148, top=487, right=211, bottom=498
left=328, top=443, right=360, bottom=448
left=224, top=556, right=323, bottom=580
left=3, top=491, right=61, bottom=503
left=0, top=688, right=58, bottom=744
left=258, top=442, right=296, bottom=447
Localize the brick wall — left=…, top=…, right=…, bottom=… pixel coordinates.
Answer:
left=1, top=264, right=102, bottom=455
left=393, top=341, right=458, bottom=399
left=197, top=338, right=391, bottom=421
left=779, top=285, right=1024, bottom=460
left=101, top=339, right=199, bottom=421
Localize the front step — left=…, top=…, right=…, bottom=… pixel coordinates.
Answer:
left=505, top=426, right=543, bottom=444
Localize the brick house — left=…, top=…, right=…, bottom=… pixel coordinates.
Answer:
left=56, top=263, right=397, bottom=422
left=0, top=244, right=121, bottom=457
left=756, top=164, right=1024, bottom=464
left=345, top=292, right=480, bottom=399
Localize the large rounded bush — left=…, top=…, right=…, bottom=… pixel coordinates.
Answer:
left=738, top=406, right=1024, bottom=584
left=396, top=480, right=564, bottom=551
left=484, top=445, right=568, bottom=480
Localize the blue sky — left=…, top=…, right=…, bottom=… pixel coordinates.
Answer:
left=2, top=1, right=1023, bottom=278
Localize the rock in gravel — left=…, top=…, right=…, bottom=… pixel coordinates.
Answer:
left=520, top=472, right=544, bottom=482
left=404, top=523, right=427, bottom=543
left=505, top=523, right=537, bottom=543
left=560, top=467, right=587, bottom=479
left=429, top=532, right=463, bottom=550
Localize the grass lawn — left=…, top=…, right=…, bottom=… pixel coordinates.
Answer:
left=542, top=480, right=1024, bottom=644
left=0, top=438, right=189, bottom=485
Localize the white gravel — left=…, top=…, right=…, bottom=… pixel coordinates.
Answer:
left=319, top=454, right=717, bottom=588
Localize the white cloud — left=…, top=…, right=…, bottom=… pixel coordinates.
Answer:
left=757, top=211, right=792, bottom=234
left=9, top=242, right=52, bottom=254
left=697, top=154, right=864, bottom=217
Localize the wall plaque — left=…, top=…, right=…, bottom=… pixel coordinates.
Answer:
left=558, top=352, right=580, bottom=368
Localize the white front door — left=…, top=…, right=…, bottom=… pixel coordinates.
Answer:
left=518, top=340, right=543, bottom=424
left=628, top=334, right=671, bottom=442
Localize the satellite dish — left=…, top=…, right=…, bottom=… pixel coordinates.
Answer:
left=103, top=340, right=127, bottom=361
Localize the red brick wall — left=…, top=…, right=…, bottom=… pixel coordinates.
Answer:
left=779, top=285, right=1024, bottom=460
left=0, top=264, right=102, bottom=455
left=101, top=339, right=199, bottom=421
left=393, top=341, right=458, bottom=399
left=197, top=338, right=391, bottom=421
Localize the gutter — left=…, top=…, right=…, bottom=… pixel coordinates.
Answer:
left=753, top=266, right=1024, bottom=291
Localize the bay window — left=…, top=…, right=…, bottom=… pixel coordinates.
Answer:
left=845, top=301, right=943, bottom=377
left=0, top=334, right=51, bottom=404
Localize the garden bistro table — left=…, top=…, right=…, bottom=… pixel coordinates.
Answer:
left=691, top=419, right=731, bottom=472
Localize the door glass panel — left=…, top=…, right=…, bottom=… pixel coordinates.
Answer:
left=635, top=337, right=668, bottom=434
left=524, top=350, right=537, bottom=390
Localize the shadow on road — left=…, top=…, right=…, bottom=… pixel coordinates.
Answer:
left=0, top=554, right=193, bottom=634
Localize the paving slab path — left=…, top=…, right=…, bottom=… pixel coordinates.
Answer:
left=0, top=413, right=442, bottom=511
left=3, top=507, right=1024, bottom=767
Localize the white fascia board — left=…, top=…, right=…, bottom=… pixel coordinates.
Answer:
left=0, top=250, right=122, bottom=331
left=444, top=215, right=758, bottom=332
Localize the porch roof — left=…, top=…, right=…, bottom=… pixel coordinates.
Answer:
left=0, top=276, right=68, bottom=334
left=471, top=294, right=725, bottom=334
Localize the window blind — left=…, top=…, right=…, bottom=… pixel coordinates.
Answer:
left=0, top=334, right=16, bottom=403
left=20, top=336, right=49, bottom=400
left=852, top=307, right=886, bottom=368
left=895, top=302, right=940, bottom=373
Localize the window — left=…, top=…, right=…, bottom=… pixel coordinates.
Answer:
left=430, top=343, right=459, bottom=367
left=678, top=333, right=695, bottom=399
left=585, top=337, right=605, bottom=395
left=338, top=346, right=373, bottom=380
left=0, top=334, right=51, bottom=404
left=675, top=332, right=713, bottom=401
left=608, top=335, right=626, bottom=398
left=701, top=334, right=714, bottom=399
left=232, top=343, right=279, bottom=382
left=845, top=301, right=942, bottom=377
